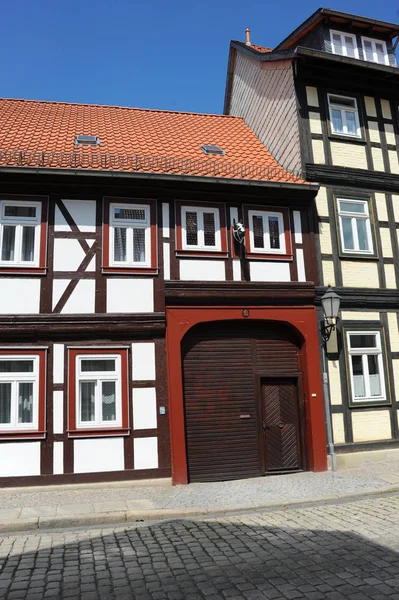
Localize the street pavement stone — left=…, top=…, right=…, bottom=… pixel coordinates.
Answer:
left=1, top=494, right=399, bottom=598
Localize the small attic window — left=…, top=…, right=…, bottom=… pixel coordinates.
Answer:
left=74, top=135, right=100, bottom=146
left=201, top=145, right=225, bottom=156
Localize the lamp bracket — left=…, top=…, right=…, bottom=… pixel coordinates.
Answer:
left=321, top=317, right=339, bottom=344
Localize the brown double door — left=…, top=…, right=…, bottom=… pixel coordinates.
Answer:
left=182, top=321, right=304, bottom=483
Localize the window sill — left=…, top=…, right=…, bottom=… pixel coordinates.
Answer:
left=175, top=250, right=228, bottom=259
left=102, top=267, right=158, bottom=275
left=68, top=427, right=130, bottom=438
left=0, top=430, right=46, bottom=440
left=328, top=134, right=365, bottom=144
left=0, top=267, right=47, bottom=275
left=246, top=252, right=293, bottom=261
left=349, top=399, right=390, bottom=408
left=339, top=252, right=378, bottom=260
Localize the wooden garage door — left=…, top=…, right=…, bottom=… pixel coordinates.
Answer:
left=182, top=321, right=300, bottom=482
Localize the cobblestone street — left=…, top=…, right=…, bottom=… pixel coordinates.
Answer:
left=1, top=494, right=399, bottom=599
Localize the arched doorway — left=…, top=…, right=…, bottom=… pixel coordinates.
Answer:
left=182, top=320, right=305, bottom=482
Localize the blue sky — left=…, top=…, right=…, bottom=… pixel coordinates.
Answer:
left=1, top=1, right=397, bottom=114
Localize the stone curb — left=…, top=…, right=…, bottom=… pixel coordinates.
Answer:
left=1, top=483, right=399, bottom=534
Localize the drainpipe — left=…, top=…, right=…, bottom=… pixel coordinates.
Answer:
left=321, top=348, right=337, bottom=471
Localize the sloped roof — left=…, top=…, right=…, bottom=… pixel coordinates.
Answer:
left=0, top=98, right=304, bottom=183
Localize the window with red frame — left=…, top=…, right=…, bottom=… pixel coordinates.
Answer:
left=0, top=196, right=48, bottom=274
left=0, top=349, right=47, bottom=439
left=244, top=206, right=292, bottom=260
left=68, top=348, right=130, bottom=437
left=175, top=202, right=228, bottom=256
left=103, top=198, right=157, bottom=274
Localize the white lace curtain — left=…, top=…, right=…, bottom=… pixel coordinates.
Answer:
left=353, top=374, right=381, bottom=398
left=0, top=381, right=33, bottom=424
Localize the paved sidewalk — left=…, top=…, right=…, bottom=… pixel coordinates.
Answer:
left=1, top=457, right=399, bottom=532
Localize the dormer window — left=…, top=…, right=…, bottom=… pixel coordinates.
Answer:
left=330, top=30, right=358, bottom=59
left=361, top=37, right=389, bottom=65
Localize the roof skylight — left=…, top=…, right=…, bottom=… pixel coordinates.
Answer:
left=201, top=144, right=225, bottom=156
left=74, top=135, right=100, bottom=146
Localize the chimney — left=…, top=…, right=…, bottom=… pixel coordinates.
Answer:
left=245, top=27, right=251, bottom=46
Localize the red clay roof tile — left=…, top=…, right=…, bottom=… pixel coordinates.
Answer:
left=0, top=98, right=304, bottom=183
left=248, top=44, right=273, bottom=53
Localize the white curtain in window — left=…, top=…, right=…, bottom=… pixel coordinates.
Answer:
left=203, top=213, right=216, bottom=247
left=21, top=227, right=35, bottom=262
left=353, top=375, right=366, bottom=398
left=114, top=227, right=127, bottom=262
left=80, top=381, right=96, bottom=421
left=102, top=381, right=116, bottom=421
left=1, top=226, right=15, bottom=261
left=18, top=382, right=33, bottom=423
left=363, top=40, right=374, bottom=61
left=344, top=35, right=356, bottom=58
left=331, top=109, right=343, bottom=133
left=369, top=374, right=381, bottom=397
left=185, top=212, right=198, bottom=246
left=375, top=43, right=386, bottom=64
left=133, top=229, right=145, bottom=262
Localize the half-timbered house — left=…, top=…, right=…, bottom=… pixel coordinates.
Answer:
left=224, top=8, right=399, bottom=464
left=0, top=98, right=326, bottom=486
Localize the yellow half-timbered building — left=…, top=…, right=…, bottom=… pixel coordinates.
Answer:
left=225, top=8, right=399, bottom=463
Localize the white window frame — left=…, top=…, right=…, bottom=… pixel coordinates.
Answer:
left=330, top=30, right=359, bottom=58
left=0, top=200, right=42, bottom=267
left=181, top=206, right=221, bottom=251
left=75, top=354, right=122, bottom=429
left=337, top=197, right=373, bottom=255
left=109, top=203, right=151, bottom=267
left=0, top=355, right=39, bottom=431
left=361, top=36, right=389, bottom=66
left=347, top=331, right=386, bottom=405
left=327, top=94, right=361, bottom=139
left=248, top=210, right=286, bottom=254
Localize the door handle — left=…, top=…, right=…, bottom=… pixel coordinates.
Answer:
left=263, top=421, right=284, bottom=430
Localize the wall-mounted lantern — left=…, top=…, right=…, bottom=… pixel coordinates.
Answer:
left=321, top=285, right=341, bottom=345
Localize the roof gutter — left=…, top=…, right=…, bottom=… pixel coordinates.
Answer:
left=0, top=165, right=318, bottom=192
left=296, top=46, right=399, bottom=76
left=232, top=41, right=399, bottom=77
